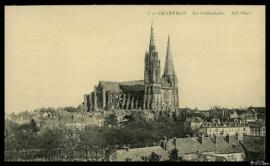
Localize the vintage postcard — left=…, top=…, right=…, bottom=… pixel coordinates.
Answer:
left=5, top=5, right=266, bottom=162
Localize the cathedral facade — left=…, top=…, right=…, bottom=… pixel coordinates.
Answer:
left=83, top=24, right=179, bottom=112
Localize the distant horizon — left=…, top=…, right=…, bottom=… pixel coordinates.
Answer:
left=5, top=6, right=265, bottom=114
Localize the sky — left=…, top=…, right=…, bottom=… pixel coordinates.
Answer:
left=5, top=5, right=265, bottom=113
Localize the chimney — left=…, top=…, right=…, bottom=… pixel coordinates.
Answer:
left=235, top=133, right=239, bottom=140
left=173, top=137, right=177, bottom=149
left=162, top=136, right=167, bottom=150
left=212, top=134, right=217, bottom=143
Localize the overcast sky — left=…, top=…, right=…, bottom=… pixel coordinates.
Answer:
left=5, top=5, right=265, bottom=113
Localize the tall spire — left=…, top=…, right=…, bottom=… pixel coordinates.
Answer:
left=164, top=35, right=175, bottom=76
left=149, top=21, right=155, bottom=51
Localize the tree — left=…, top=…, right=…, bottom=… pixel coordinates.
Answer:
left=64, top=106, right=77, bottom=112
left=13, top=122, right=40, bottom=160
left=148, top=152, right=161, bottom=162
left=168, top=148, right=178, bottom=161
left=104, top=113, right=118, bottom=128
left=77, top=126, right=105, bottom=161
left=39, top=128, right=64, bottom=160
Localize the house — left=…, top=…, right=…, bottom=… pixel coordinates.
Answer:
left=240, top=109, right=257, bottom=123
left=240, top=135, right=265, bottom=161
left=186, top=117, right=204, bottom=130
left=109, top=146, right=169, bottom=161
left=200, top=122, right=251, bottom=140
left=163, top=135, right=245, bottom=161
left=230, top=110, right=239, bottom=122
left=247, top=120, right=265, bottom=137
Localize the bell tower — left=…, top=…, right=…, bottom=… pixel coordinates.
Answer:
left=162, top=35, right=179, bottom=109
left=143, top=22, right=162, bottom=110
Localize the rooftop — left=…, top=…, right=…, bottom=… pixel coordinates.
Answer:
left=166, top=135, right=244, bottom=155
left=112, top=146, right=169, bottom=161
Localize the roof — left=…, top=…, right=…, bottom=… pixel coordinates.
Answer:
left=166, top=136, right=244, bottom=155
left=240, top=136, right=265, bottom=153
left=228, top=136, right=245, bottom=153
left=166, top=137, right=202, bottom=155
left=241, top=110, right=256, bottom=117
left=98, top=81, right=121, bottom=92
left=119, top=80, right=144, bottom=86
left=186, top=117, right=203, bottom=123
left=215, top=136, right=237, bottom=154
left=119, top=80, right=144, bottom=92
left=193, top=117, right=204, bottom=123
left=230, top=111, right=239, bottom=119
left=98, top=80, right=144, bottom=92
left=200, top=137, right=216, bottom=152
left=113, top=146, right=169, bottom=161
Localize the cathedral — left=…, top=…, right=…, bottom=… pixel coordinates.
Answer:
left=83, top=23, right=179, bottom=112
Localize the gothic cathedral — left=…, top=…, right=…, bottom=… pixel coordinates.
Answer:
left=83, top=23, right=179, bottom=112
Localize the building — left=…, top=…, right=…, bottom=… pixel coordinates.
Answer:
left=230, top=110, right=240, bottom=122
left=248, top=120, right=265, bottom=137
left=82, top=23, right=179, bottom=112
left=239, top=135, right=265, bottom=161
left=200, top=122, right=251, bottom=140
left=163, top=135, right=245, bottom=161
left=240, top=109, right=257, bottom=123
left=109, top=146, right=169, bottom=161
left=185, top=117, right=204, bottom=130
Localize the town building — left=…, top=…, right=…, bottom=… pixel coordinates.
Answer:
left=109, top=146, right=169, bottom=161
left=185, top=117, right=204, bottom=130
left=82, top=23, right=179, bottom=112
left=200, top=122, right=251, bottom=140
left=163, top=135, right=245, bottom=161
left=239, top=135, right=265, bottom=161
left=248, top=120, right=265, bottom=137
left=240, top=109, right=258, bottom=123
left=230, top=110, right=240, bottom=122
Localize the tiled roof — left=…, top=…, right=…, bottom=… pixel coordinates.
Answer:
left=166, top=136, right=243, bottom=155
left=215, top=136, right=236, bottom=154
left=200, top=137, right=216, bottom=152
left=240, top=136, right=265, bottom=153
left=230, top=111, right=239, bottom=119
left=166, top=137, right=202, bottom=155
left=98, top=81, right=122, bottom=92
left=119, top=80, right=144, bottom=86
left=98, top=80, right=145, bottom=92
left=228, top=136, right=245, bottom=153
left=186, top=117, right=203, bottom=123
left=113, top=146, right=169, bottom=161
left=119, top=80, right=144, bottom=92
left=194, top=117, right=204, bottom=123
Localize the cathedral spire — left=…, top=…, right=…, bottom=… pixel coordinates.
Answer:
left=164, top=34, right=175, bottom=76
left=149, top=21, right=155, bottom=51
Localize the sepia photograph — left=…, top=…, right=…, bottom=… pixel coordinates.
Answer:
left=4, top=5, right=266, bottom=162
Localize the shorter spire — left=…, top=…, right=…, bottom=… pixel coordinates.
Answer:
left=164, top=34, right=175, bottom=76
